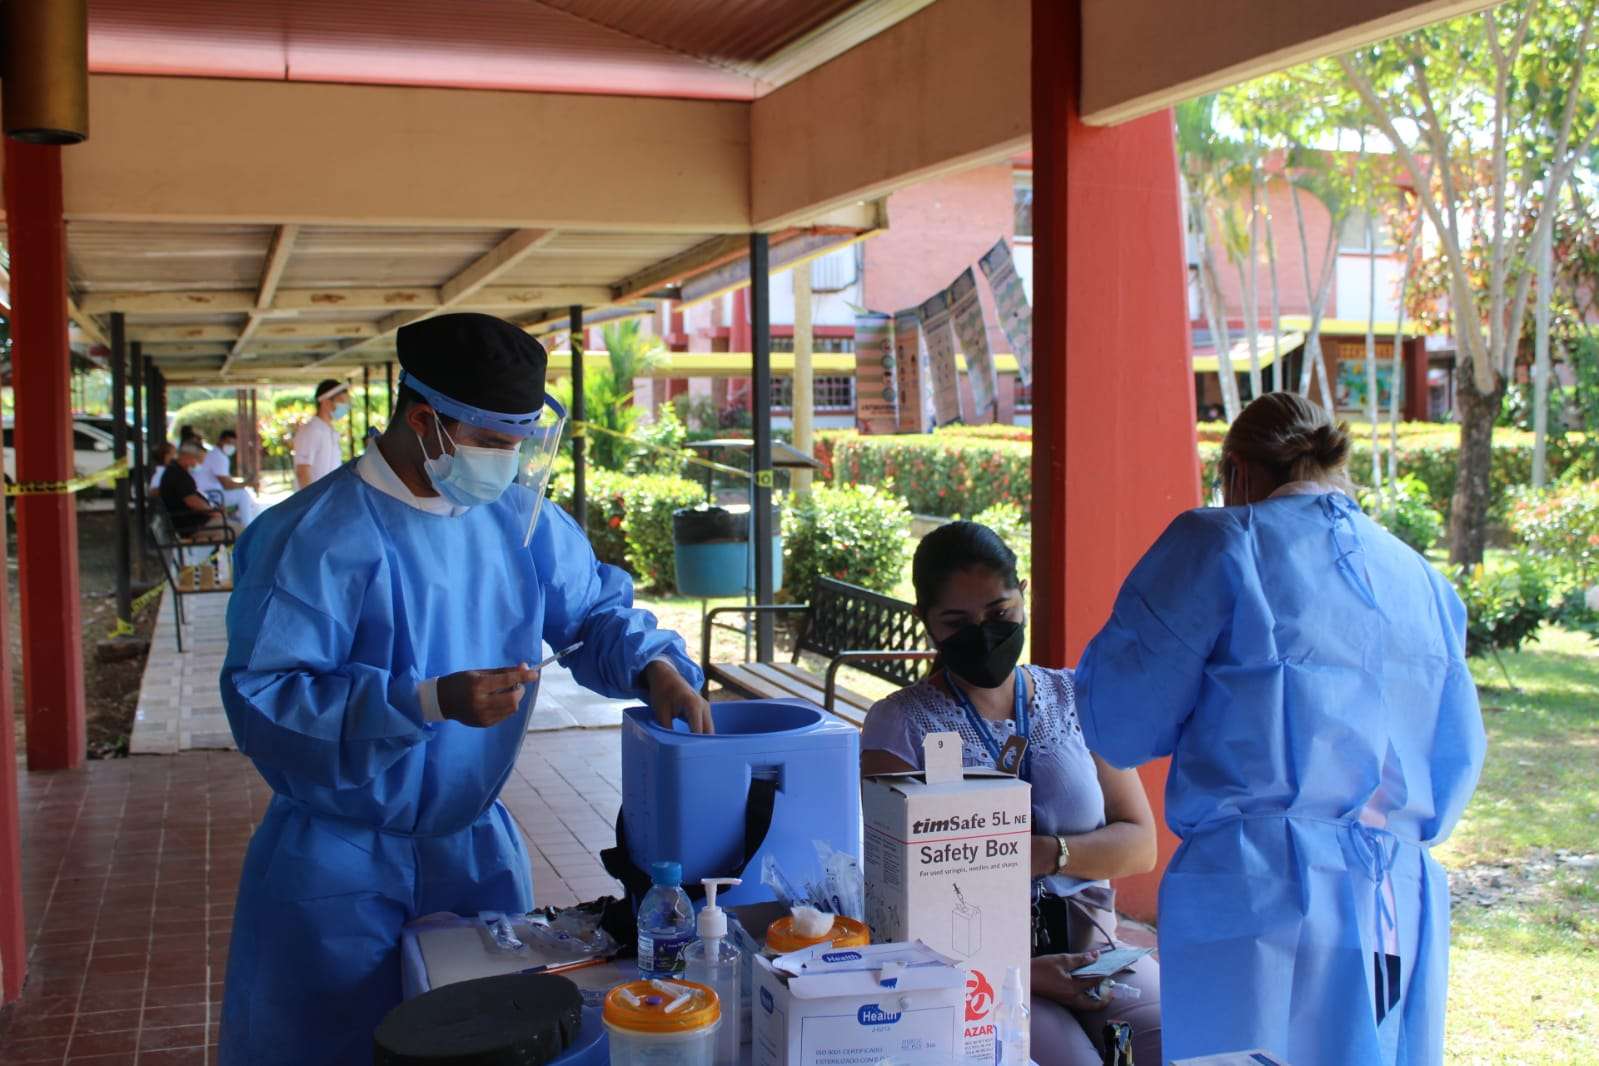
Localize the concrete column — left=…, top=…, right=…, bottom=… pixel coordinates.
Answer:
left=791, top=265, right=815, bottom=493
left=3, top=139, right=87, bottom=771
left=1030, top=0, right=1199, bottom=920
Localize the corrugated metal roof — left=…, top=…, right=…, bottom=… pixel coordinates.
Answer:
left=538, top=0, right=859, bottom=66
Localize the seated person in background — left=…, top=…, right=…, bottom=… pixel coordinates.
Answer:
left=148, top=441, right=176, bottom=490
left=160, top=440, right=240, bottom=543
left=860, top=522, right=1163, bottom=1066
left=201, top=429, right=262, bottom=526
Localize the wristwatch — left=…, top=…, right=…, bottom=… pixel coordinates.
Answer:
left=1054, top=834, right=1071, bottom=874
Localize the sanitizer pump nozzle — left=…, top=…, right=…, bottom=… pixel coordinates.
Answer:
left=697, top=877, right=740, bottom=946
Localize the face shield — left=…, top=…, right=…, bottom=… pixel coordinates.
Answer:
left=511, top=395, right=567, bottom=546
left=401, top=371, right=568, bottom=545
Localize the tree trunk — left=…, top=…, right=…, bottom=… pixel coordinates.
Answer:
left=1449, top=366, right=1508, bottom=566
left=1532, top=217, right=1553, bottom=487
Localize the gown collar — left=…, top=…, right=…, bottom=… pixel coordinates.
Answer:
left=1269, top=479, right=1350, bottom=500
left=356, top=443, right=466, bottom=516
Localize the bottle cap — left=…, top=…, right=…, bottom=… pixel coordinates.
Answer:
left=697, top=878, right=741, bottom=940
left=650, top=861, right=683, bottom=887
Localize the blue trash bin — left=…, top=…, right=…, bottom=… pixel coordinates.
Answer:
left=673, top=504, right=782, bottom=598
left=619, top=699, right=860, bottom=909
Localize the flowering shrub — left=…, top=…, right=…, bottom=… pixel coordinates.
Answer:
left=823, top=433, right=1030, bottom=518
left=551, top=468, right=631, bottom=567
left=1360, top=475, right=1445, bottom=553
left=1509, top=480, right=1599, bottom=584
left=782, top=484, right=912, bottom=603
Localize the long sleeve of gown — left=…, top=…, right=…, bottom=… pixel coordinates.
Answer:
left=1423, top=569, right=1488, bottom=844
left=534, top=505, right=704, bottom=698
left=221, top=539, right=429, bottom=791
left=1075, top=509, right=1243, bottom=769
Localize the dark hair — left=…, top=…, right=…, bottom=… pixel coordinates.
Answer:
left=153, top=442, right=175, bottom=464
left=218, top=429, right=237, bottom=443
left=912, top=521, right=1021, bottom=612
left=178, top=423, right=197, bottom=442
left=1222, top=391, right=1354, bottom=494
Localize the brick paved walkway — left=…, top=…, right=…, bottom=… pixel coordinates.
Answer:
left=2, top=731, right=627, bottom=1063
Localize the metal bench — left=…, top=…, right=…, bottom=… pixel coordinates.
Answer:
left=149, top=506, right=235, bottom=652
left=702, top=577, right=934, bottom=725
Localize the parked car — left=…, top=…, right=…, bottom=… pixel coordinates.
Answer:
left=2, top=419, right=119, bottom=493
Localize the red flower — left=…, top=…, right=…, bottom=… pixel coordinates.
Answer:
left=609, top=516, right=623, bottom=528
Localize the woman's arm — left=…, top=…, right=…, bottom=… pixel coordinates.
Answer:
left=1028, top=756, right=1157, bottom=879
left=861, top=749, right=918, bottom=777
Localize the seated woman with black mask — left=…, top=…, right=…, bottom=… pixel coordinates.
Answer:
left=860, top=522, right=1162, bottom=1066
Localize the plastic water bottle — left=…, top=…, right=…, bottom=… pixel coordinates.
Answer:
left=683, top=878, right=743, bottom=1066
left=993, top=966, right=1029, bottom=1066
left=636, top=861, right=695, bottom=979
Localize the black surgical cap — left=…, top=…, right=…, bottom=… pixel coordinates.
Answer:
left=397, top=312, right=547, bottom=414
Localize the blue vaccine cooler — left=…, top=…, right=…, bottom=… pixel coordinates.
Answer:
left=619, top=699, right=861, bottom=909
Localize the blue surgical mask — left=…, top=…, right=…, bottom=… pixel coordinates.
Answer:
left=332, top=401, right=350, bottom=421
left=419, top=416, right=520, bottom=508
left=222, top=444, right=236, bottom=457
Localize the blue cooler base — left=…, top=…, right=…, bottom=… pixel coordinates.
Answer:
left=621, top=699, right=860, bottom=909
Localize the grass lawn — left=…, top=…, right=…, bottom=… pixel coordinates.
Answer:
left=1440, top=625, right=1599, bottom=1063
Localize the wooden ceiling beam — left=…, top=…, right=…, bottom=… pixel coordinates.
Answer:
left=81, top=283, right=613, bottom=317
left=67, top=297, right=110, bottom=348
left=224, top=223, right=300, bottom=375
left=316, top=228, right=555, bottom=367
left=610, top=233, right=750, bottom=303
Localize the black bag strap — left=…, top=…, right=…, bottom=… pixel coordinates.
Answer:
left=600, top=774, right=779, bottom=909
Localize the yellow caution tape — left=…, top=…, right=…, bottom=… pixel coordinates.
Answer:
left=105, top=581, right=168, bottom=640
left=569, top=420, right=753, bottom=480
left=5, top=458, right=131, bottom=497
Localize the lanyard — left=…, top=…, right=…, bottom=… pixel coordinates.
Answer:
left=945, top=667, right=1029, bottom=780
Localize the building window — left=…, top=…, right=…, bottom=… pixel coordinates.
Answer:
left=772, top=375, right=855, bottom=411
left=1338, top=209, right=1395, bottom=253
left=1014, top=170, right=1034, bottom=241
left=1016, top=381, right=1033, bottom=411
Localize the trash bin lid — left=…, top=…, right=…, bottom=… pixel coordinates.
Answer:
left=374, top=972, right=584, bottom=1065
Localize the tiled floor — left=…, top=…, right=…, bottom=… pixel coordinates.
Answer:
left=3, top=732, right=630, bottom=1063
left=130, top=588, right=634, bottom=755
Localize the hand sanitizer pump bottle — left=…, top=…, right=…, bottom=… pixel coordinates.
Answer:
left=683, top=878, right=743, bottom=1066
left=994, top=966, right=1029, bottom=1066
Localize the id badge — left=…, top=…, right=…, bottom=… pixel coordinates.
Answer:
left=998, top=734, right=1029, bottom=777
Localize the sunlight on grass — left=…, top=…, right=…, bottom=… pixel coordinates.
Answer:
left=1440, top=625, right=1599, bottom=1061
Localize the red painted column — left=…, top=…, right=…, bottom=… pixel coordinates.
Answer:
left=1030, top=0, right=1200, bottom=921
left=4, top=140, right=88, bottom=772
left=1406, top=337, right=1429, bottom=422
left=0, top=475, right=23, bottom=1005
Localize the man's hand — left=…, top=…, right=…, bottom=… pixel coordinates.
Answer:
left=644, top=661, right=713, bottom=734
left=437, top=664, right=539, bottom=728
left=1032, top=952, right=1112, bottom=1012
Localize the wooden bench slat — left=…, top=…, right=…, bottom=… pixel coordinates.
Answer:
left=751, top=663, right=876, bottom=713
left=715, top=662, right=872, bottom=727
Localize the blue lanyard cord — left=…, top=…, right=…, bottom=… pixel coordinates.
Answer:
left=945, top=667, right=1030, bottom=780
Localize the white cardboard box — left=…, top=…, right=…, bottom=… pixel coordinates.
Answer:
left=752, top=942, right=967, bottom=1066
left=863, top=746, right=1032, bottom=1065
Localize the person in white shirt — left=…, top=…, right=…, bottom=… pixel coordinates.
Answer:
left=202, top=429, right=263, bottom=527
left=292, top=379, right=349, bottom=489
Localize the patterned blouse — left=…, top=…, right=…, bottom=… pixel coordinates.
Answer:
left=860, top=665, right=1112, bottom=900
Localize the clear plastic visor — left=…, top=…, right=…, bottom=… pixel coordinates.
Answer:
left=513, top=396, right=567, bottom=546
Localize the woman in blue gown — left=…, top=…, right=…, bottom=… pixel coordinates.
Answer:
left=1075, top=392, right=1485, bottom=1065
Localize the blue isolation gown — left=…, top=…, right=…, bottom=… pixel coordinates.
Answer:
left=1075, top=490, right=1484, bottom=1066
left=218, top=462, right=701, bottom=1066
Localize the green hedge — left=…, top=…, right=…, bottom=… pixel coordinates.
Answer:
left=169, top=398, right=242, bottom=444
left=550, top=468, right=702, bottom=591
left=1509, top=480, right=1599, bottom=584
left=782, top=484, right=912, bottom=603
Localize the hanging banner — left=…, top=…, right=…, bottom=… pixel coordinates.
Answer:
left=894, top=307, right=934, bottom=434
left=919, top=288, right=965, bottom=426
left=949, top=267, right=998, bottom=421
left=853, top=311, right=899, bottom=435
left=979, top=238, right=1034, bottom=388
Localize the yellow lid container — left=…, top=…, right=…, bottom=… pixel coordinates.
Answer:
left=764, top=914, right=871, bottom=956
left=602, top=979, right=721, bottom=1034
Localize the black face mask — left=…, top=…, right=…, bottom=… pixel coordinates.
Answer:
left=938, top=620, right=1025, bottom=689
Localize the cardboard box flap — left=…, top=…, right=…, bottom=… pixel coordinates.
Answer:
left=773, top=941, right=956, bottom=977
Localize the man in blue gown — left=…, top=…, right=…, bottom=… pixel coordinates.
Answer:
left=219, top=313, right=710, bottom=1065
